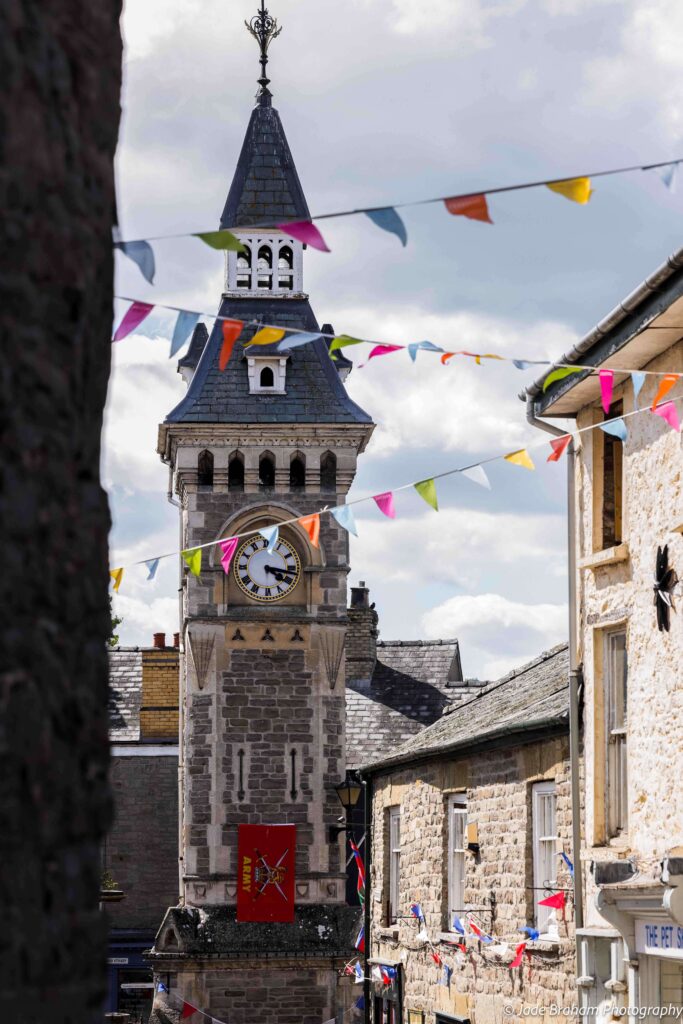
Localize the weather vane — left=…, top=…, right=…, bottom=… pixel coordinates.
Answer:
left=245, top=0, right=282, bottom=103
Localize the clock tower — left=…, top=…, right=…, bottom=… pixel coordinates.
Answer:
left=151, top=6, right=374, bottom=1022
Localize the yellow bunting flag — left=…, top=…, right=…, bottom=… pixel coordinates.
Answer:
left=298, top=513, right=320, bottom=548
left=109, top=568, right=124, bottom=592
left=504, top=449, right=536, bottom=470
left=542, top=366, right=584, bottom=392
left=182, top=548, right=202, bottom=576
left=245, top=327, right=286, bottom=347
left=414, top=478, right=439, bottom=511
left=329, top=334, right=365, bottom=353
left=546, top=177, right=592, bottom=204
left=194, top=230, right=245, bottom=251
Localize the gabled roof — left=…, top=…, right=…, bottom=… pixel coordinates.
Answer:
left=220, top=103, right=310, bottom=229
left=361, top=643, right=569, bottom=772
left=345, top=639, right=471, bottom=769
left=165, top=297, right=372, bottom=425
left=178, top=323, right=209, bottom=372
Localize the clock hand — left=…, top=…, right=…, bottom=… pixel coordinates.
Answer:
left=264, top=564, right=288, bottom=580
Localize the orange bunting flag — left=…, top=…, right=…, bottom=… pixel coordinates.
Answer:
left=245, top=327, right=286, bottom=347
left=547, top=435, right=572, bottom=462
left=444, top=194, right=493, bottom=224
left=441, top=352, right=456, bottom=365
left=109, top=568, right=124, bottom=592
left=651, top=373, right=680, bottom=411
left=504, top=449, right=535, bottom=470
left=219, top=319, right=243, bottom=370
left=298, top=513, right=320, bottom=548
left=546, top=177, right=592, bottom=204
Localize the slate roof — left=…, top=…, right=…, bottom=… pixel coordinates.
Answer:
left=108, top=648, right=142, bottom=742
left=178, top=322, right=209, bottom=372
left=166, top=298, right=372, bottom=425
left=345, top=639, right=470, bottom=769
left=361, top=643, right=569, bottom=772
left=220, top=102, right=310, bottom=229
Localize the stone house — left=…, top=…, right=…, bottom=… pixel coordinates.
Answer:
left=524, top=249, right=683, bottom=1019
left=361, top=644, right=575, bottom=1024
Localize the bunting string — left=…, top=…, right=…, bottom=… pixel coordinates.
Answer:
left=109, top=391, right=683, bottom=587
left=113, top=156, right=682, bottom=276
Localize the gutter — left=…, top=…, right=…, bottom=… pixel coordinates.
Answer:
left=524, top=396, right=584, bottom=939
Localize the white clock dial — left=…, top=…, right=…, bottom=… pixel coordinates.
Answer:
left=233, top=535, right=301, bottom=602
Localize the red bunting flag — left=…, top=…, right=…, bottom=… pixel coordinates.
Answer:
left=298, top=513, right=320, bottom=548
left=431, top=952, right=443, bottom=966
left=236, top=824, right=296, bottom=922
left=181, top=1003, right=197, bottom=1019
left=444, top=194, right=493, bottom=224
left=441, top=352, right=456, bottom=365
left=510, top=942, right=527, bottom=969
left=219, top=319, right=243, bottom=370
left=547, top=435, right=572, bottom=462
left=538, top=890, right=566, bottom=909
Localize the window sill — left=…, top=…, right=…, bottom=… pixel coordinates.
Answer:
left=579, top=543, right=629, bottom=571
left=376, top=926, right=399, bottom=941
left=529, top=937, right=565, bottom=953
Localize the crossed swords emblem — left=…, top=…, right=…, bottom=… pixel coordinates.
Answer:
left=253, top=847, right=289, bottom=901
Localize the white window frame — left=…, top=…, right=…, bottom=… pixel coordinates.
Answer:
left=447, top=794, right=467, bottom=928
left=247, top=356, right=288, bottom=395
left=532, top=781, right=558, bottom=937
left=388, top=807, right=401, bottom=924
left=604, top=629, right=628, bottom=838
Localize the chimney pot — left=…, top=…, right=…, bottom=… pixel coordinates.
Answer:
left=153, top=632, right=166, bottom=650
left=173, top=632, right=180, bottom=649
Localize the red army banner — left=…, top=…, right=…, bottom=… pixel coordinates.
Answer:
left=236, top=824, right=296, bottom=923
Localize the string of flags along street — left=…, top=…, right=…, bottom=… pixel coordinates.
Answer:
left=113, top=156, right=681, bottom=283
left=108, top=390, right=683, bottom=592
left=112, top=294, right=683, bottom=392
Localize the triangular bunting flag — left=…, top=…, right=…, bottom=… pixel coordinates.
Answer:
left=453, top=916, right=466, bottom=934
left=461, top=465, right=491, bottom=489
left=440, top=964, right=453, bottom=986
left=114, top=240, right=156, bottom=284
left=414, top=478, right=438, bottom=510
left=444, top=193, right=492, bottom=223
left=631, top=371, right=646, bottom=401
left=145, top=558, right=160, bottom=581
left=113, top=300, right=154, bottom=342
left=519, top=926, right=540, bottom=940
left=504, top=449, right=535, bottom=470
left=513, top=359, right=536, bottom=370
left=547, top=435, right=571, bottom=462
left=245, top=327, right=285, bottom=347
left=278, top=220, right=330, bottom=252
left=599, top=369, right=614, bottom=413
left=109, top=568, right=124, bottom=592
left=658, top=162, right=678, bottom=191
left=546, top=177, right=592, bottom=204
left=219, top=537, right=239, bottom=574
left=510, top=942, right=527, bottom=969
left=373, top=492, right=396, bottom=518
left=259, top=525, right=279, bottom=553
left=170, top=311, right=200, bottom=358
left=542, top=366, right=583, bottom=391
left=653, top=400, right=680, bottom=431
left=559, top=852, right=574, bottom=876
left=600, top=418, right=628, bottom=441
left=219, top=319, right=243, bottom=370
left=298, top=513, right=320, bottom=548
left=195, top=229, right=244, bottom=251
left=407, top=340, right=444, bottom=361
left=441, top=352, right=456, bottom=365
left=651, top=373, right=680, bottom=410
left=181, top=1003, right=198, bottom=1020
left=277, top=331, right=321, bottom=350
left=365, top=207, right=408, bottom=247
left=538, top=890, right=566, bottom=909
left=329, top=334, right=365, bottom=353
left=366, top=344, right=402, bottom=362
left=331, top=505, right=358, bottom=536
left=182, top=548, right=202, bottom=576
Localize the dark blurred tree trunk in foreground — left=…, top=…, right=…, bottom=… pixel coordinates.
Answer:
left=0, top=2, right=122, bottom=1020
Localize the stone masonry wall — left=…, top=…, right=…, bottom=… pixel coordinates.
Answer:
left=370, top=737, right=575, bottom=1024
left=141, top=649, right=180, bottom=740
left=0, top=3, right=121, bottom=1020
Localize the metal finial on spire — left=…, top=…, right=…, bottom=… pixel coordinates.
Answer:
left=245, top=0, right=282, bottom=105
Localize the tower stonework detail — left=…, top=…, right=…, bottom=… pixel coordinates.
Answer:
left=149, top=26, right=374, bottom=1021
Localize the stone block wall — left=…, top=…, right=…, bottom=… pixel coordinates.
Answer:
left=370, top=737, right=576, bottom=1024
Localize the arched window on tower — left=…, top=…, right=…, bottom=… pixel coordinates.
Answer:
left=278, top=245, right=294, bottom=291
left=320, top=451, right=337, bottom=492
left=257, top=245, right=273, bottom=289
left=228, top=451, right=244, bottom=492
left=290, top=452, right=306, bottom=491
left=197, top=450, right=214, bottom=488
left=259, top=365, right=275, bottom=388
left=236, top=245, right=251, bottom=289
left=259, top=451, right=275, bottom=491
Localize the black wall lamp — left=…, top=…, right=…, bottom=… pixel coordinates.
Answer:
left=328, top=775, right=364, bottom=843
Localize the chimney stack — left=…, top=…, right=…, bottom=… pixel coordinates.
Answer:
left=346, top=581, right=378, bottom=684
left=173, top=632, right=180, bottom=649
left=153, top=632, right=166, bottom=650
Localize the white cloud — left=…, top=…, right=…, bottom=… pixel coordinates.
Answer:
left=421, top=592, right=567, bottom=679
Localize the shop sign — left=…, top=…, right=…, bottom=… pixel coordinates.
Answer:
left=107, top=957, right=129, bottom=965
left=635, top=921, right=683, bottom=958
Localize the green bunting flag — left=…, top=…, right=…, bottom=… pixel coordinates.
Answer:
left=414, top=478, right=439, bottom=511
left=542, top=366, right=584, bottom=392
left=182, top=548, right=202, bottom=576
left=194, top=230, right=245, bottom=252
left=329, top=334, right=365, bottom=353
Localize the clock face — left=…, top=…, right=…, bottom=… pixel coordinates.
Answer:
left=233, top=535, right=302, bottom=602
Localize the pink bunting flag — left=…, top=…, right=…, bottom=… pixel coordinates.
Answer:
left=219, top=537, right=239, bottom=574
left=366, top=344, right=403, bottom=362
left=599, top=369, right=614, bottom=413
left=510, top=942, right=527, bottom=969
left=653, top=400, right=681, bottom=431
left=113, top=300, right=154, bottom=341
left=373, top=492, right=396, bottom=518
left=278, top=220, right=330, bottom=252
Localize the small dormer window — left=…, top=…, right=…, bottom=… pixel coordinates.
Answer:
left=247, top=355, right=288, bottom=395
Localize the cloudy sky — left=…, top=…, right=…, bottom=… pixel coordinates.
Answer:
left=106, top=0, right=683, bottom=678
